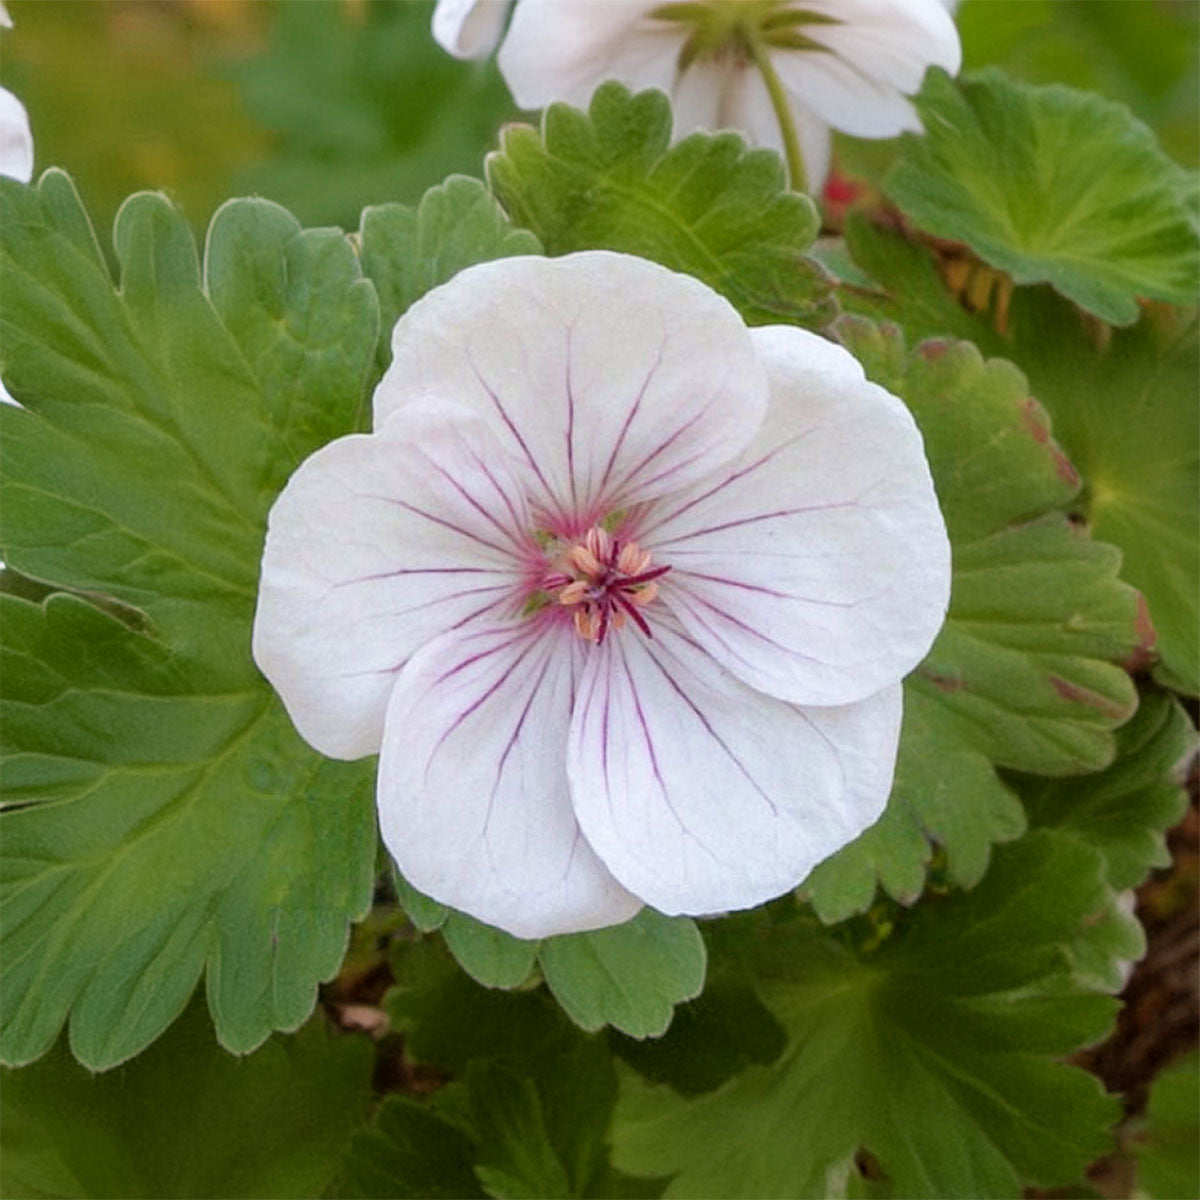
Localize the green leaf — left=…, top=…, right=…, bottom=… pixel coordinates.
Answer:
left=840, top=217, right=1199, bottom=693
left=487, top=82, right=835, bottom=328
left=885, top=68, right=1199, bottom=324
left=226, top=0, right=517, bottom=229
left=469, top=1065, right=572, bottom=1200
left=0, top=173, right=378, bottom=1067
left=0, top=996, right=374, bottom=1199
left=383, top=941, right=653, bottom=1200
left=1019, top=690, right=1194, bottom=890
left=392, top=874, right=706, bottom=1037
left=611, top=978, right=787, bottom=1097
left=337, top=1095, right=486, bottom=1200
left=1017, top=301, right=1200, bottom=695
left=393, top=868, right=450, bottom=933
left=539, top=910, right=707, bottom=1040
left=613, top=832, right=1124, bottom=1199
left=955, top=0, right=1200, bottom=168
left=442, top=914, right=540, bottom=991
left=1132, top=1051, right=1200, bottom=1200
left=360, top=176, right=542, bottom=369
left=803, top=320, right=1143, bottom=921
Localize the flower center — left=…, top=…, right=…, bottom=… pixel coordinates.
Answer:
left=543, top=526, right=671, bottom=645
left=649, top=1, right=841, bottom=69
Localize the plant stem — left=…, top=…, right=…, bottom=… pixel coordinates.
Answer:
left=744, top=31, right=808, bottom=195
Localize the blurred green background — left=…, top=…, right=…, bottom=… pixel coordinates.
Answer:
left=1, top=0, right=1196, bottom=240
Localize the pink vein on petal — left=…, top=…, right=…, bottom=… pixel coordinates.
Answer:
left=595, top=336, right=667, bottom=499
left=635, top=433, right=814, bottom=537
left=467, top=353, right=564, bottom=525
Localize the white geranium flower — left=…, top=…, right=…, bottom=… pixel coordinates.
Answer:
left=253, top=251, right=950, bottom=938
left=433, top=0, right=960, bottom=192
left=0, top=2, right=33, bottom=184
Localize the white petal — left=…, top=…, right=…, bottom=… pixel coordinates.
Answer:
left=774, top=0, right=961, bottom=138
left=498, top=0, right=675, bottom=110
left=0, top=86, right=33, bottom=183
left=637, top=325, right=950, bottom=707
left=432, top=0, right=510, bottom=59
left=709, top=67, right=833, bottom=191
left=379, top=619, right=642, bottom=938
left=377, top=252, right=767, bottom=532
left=568, top=621, right=901, bottom=916
left=253, top=402, right=533, bottom=760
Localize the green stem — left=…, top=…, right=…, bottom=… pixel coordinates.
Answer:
left=744, top=30, right=808, bottom=195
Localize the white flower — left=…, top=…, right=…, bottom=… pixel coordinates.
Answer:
left=0, top=1, right=32, bottom=185
left=432, top=0, right=512, bottom=59
left=253, top=251, right=950, bottom=938
left=433, top=0, right=960, bottom=192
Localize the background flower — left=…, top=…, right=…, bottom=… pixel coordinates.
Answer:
left=254, top=251, right=950, bottom=938
left=433, top=0, right=961, bottom=192
left=0, top=2, right=33, bottom=184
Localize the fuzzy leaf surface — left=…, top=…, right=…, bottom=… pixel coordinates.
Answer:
left=0, top=173, right=378, bottom=1068
left=886, top=68, right=1199, bottom=324
left=487, top=82, right=835, bottom=328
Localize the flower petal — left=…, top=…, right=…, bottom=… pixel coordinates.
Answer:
left=253, top=401, right=534, bottom=760
left=0, top=85, right=33, bottom=183
left=638, top=325, right=950, bottom=707
left=432, top=0, right=510, bottom=60
left=377, top=252, right=767, bottom=531
left=379, top=619, right=642, bottom=938
left=776, top=0, right=961, bottom=138
left=702, top=66, right=833, bottom=191
left=568, top=620, right=901, bottom=916
left=497, top=0, right=673, bottom=110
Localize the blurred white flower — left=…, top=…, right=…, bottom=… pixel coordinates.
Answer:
left=254, top=251, right=950, bottom=938
left=432, top=0, right=511, bottom=58
left=0, top=2, right=33, bottom=183
left=432, top=0, right=960, bottom=192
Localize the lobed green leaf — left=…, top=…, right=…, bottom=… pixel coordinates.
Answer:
left=0, top=997, right=374, bottom=1199
left=0, top=173, right=379, bottom=1068
left=804, top=320, right=1145, bottom=921
left=487, top=82, right=835, bottom=329
left=614, top=832, right=1125, bottom=1199
left=360, top=175, right=542, bottom=371
left=840, top=215, right=1199, bottom=694
left=886, top=68, right=1199, bottom=324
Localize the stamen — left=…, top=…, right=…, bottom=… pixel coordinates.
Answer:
left=547, top=526, right=670, bottom=644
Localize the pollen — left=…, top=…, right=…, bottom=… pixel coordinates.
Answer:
left=546, top=527, right=670, bottom=645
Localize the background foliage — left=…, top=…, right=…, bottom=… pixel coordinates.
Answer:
left=0, top=2, right=1196, bottom=1199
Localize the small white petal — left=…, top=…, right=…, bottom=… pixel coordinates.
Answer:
left=253, top=402, right=533, bottom=760
left=432, top=0, right=510, bottom=60
left=0, top=85, right=33, bottom=183
left=498, top=0, right=672, bottom=110
left=639, top=325, right=950, bottom=708
left=776, top=0, right=961, bottom=138
left=378, top=252, right=767, bottom=531
left=379, top=619, right=642, bottom=938
left=568, top=620, right=902, bottom=916
left=708, top=66, right=833, bottom=192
